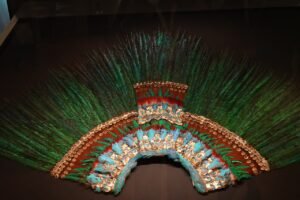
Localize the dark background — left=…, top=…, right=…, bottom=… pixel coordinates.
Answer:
left=0, top=1, right=300, bottom=200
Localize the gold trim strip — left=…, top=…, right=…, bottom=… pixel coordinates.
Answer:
left=134, top=81, right=188, bottom=91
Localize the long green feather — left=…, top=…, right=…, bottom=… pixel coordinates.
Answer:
left=0, top=31, right=299, bottom=171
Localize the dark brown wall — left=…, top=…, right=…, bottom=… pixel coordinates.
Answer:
left=9, top=0, right=300, bottom=18
left=0, top=8, right=300, bottom=200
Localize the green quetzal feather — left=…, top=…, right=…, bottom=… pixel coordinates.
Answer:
left=0, top=31, right=299, bottom=171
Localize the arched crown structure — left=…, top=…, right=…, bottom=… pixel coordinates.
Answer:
left=51, top=81, right=269, bottom=194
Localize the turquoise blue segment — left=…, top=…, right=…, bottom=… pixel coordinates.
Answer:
left=208, top=159, right=222, bottom=170
left=194, top=141, right=204, bottom=153
left=220, top=169, right=231, bottom=177
left=95, top=164, right=111, bottom=173
left=137, top=129, right=144, bottom=141
left=87, top=174, right=102, bottom=184
left=184, top=132, right=193, bottom=145
left=202, top=149, right=212, bottom=160
left=172, top=129, right=180, bottom=141
left=162, top=103, right=168, bottom=110
left=123, top=136, right=134, bottom=147
left=148, top=129, right=156, bottom=140
left=160, top=129, right=168, bottom=139
left=98, top=154, right=115, bottom=165
left=112, top=143, right=123, bottom=155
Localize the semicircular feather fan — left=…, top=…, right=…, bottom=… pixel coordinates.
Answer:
left=0, top=32, right=299, bottom=195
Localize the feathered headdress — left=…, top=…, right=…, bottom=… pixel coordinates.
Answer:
left=0, top=32, right=299, bottom=195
